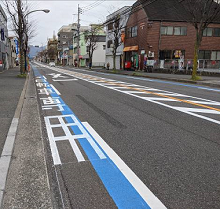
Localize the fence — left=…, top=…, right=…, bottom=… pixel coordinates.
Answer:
left=152, top=59, right=220, bottom=73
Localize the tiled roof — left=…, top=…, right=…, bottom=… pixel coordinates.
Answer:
left=139, top=0, right=220, bottom=23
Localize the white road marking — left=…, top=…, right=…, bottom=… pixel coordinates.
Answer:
left=174, top=107, right=220, bottom=114
left=83, top=122, right=167, bottom=209
left=50, top=84, right=61, bottom=95
left=52, top=79, right=78, bottom=82
left=35, top=63, right=220, bottom=125
left=44, top=115, right=106, bottom=165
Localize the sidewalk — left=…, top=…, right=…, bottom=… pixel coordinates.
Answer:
left=64, top=65, right=220, bottom=89
left=93, top=68, right=220, bottom=88
left=0, top=68, right=52, bottom=208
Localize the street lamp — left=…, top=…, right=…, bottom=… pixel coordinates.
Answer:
left=23, top=9, right=50, bottom=72
left=24, top=9, right=50, bottom=18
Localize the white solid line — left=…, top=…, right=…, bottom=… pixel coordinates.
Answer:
left=50, top=84, right=61, bottom=95
left=52, top=79, right=78, bottom=82
left=44, top=117, right=61, bottom=165
left=82, top=122, right=167, bottom=209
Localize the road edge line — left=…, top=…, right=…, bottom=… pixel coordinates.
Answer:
left=0, top=75, right=29, bottom=208
left=82, top=122, right=167, bottom=209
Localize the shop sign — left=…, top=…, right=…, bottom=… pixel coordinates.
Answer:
left=141, top=50, right=145, bottom=55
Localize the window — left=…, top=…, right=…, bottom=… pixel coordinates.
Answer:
left=62, top=35, right=66, bottom=38
left=214, top=28, right=220, bottom=37
left=107, top=40, right=112, bottom=48
left=63, top=41, right=66, bottom=45
left=174, top=27, right=181, bottom=35
left=199, top=50, right=211, bottom=60
left=161, top=27, right=167, bottom=35
left=131, top=26, right=137, bottom=37
left=211, top=51, right=220, bottom=60
left=161, top=26, right=187, bottom=36
left=180, top=27, right=187, bottom=35
left=108, top=23, right=113, bottom=30
left=86, top=46, right=89, bottom=53
left=167, top=27, right=173, bottom=35
left=159, top=50, right=172, bottom=59
left=126, top=27, right=131, bottom=38
left=203, top=28, right=213, bottom=37
left=103, top=45, right=106, bottom=50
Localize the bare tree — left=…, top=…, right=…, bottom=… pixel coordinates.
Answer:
left=4, top=0, right=35, bottom=74
left=107, top=14, right=124, bottom=70
left=84, top=25, right=103, bottom=69
left=181, top=0, right=220, bottom=80
left=47, top=47, right=57, bottom=62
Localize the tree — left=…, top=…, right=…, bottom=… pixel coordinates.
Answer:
left=107, top=14, right=124, bottom=70
left=47, top=47, right=57, bottom=62
left=84, top=25, right=103, bottom=69
left=181, top=0, right=220, bottom=80
left=4, top=0, right=36, bottom=74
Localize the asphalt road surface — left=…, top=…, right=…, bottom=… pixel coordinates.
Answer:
left=32, top=62, right=220, bottom=209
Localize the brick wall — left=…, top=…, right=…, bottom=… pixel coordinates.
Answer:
left=125, top=6, right=220, bottom=67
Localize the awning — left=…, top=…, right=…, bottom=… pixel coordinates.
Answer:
left=123, top=46, right=138, bottom=52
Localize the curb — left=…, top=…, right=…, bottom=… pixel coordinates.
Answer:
left=0, top=74, right=29, bottom=208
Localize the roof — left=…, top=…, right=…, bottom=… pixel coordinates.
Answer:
left=138, top=0, right=220, bottom=23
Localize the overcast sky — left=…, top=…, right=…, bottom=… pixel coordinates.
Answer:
left=12, top=0, right=135, bottom=46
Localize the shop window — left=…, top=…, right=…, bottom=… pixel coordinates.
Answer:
left=214, top=28, right=220, bottom=37
left=199, top=50, right=211, bottom=59
left=173, top=50, right=185, bottom=59
left=203, top=28, right=213, bottom=37
left=211, top=51, right=220, bottom=60
left=131, top=26, right=137, bottom=37
left=159, top=50, right=172, bottom=59
left=103, top=45, right=106, bottom=50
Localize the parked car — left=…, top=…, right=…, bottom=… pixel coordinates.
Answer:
left=49, top=62, right=55, bottom=67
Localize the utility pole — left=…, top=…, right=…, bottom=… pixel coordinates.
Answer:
left=77, top=4, right=81, bottom=67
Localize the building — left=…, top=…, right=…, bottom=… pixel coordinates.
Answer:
left=0, top=5, right=10, bottom=71
left=105, top=6, right=131, bottom=70
left=47, top=34, right=58, bottom=63
left=57, top=24, right=77, bottom=65
left=74, top=25, right=106, bottom=67
left=8, top=37, right=17, bottom=68
left=72, top=25, right=90, bottom=66
left=124, top=0, right=220, bottom=70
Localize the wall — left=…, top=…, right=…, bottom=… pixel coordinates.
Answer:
left=92, top=42, right=106, bottom=66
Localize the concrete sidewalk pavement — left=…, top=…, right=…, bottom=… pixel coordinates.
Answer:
left=0, top=68, right=53, bottom=208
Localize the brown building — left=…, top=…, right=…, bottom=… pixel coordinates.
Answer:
left=47, top=34, right=58, bottom=63
left=124, top=0, right=220, bottom=70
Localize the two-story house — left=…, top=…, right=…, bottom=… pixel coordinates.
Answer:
left=124, top=0, right=220, bottom=70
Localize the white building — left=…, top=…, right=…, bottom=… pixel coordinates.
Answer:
left=90, top=36, right=106, bottom=67
left=105, top=6, right=131, bottom=70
